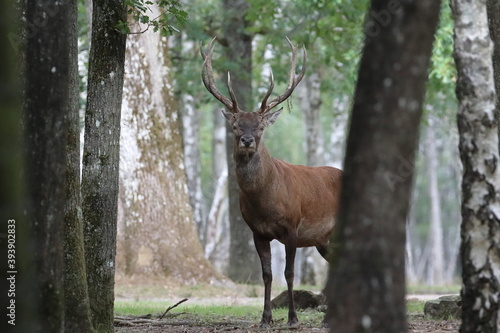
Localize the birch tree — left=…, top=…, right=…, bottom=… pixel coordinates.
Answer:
left=424, top=119, right=445, bottom=286
left=452, top=0, right=500, bottom=331
left=204, top=106, right=230, bottom=272
left=325, top=0, right=441, bottom=331
left=181, top=94, right=206, bottom=240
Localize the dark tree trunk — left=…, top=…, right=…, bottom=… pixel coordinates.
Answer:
left=23, top=0, right=74, bottom=331
left=1, top=1, right=38, bottom=332
left=325, top=1, right=441, bottom=331
left=63, top=1, right=94, bottom=332
left=488, top=0, right=500, bottom=124
left=82, top=1, right=126, bottom=332
left=221, top=0, right=260, bottom=283
left=452, top=0, right=500, bottom=331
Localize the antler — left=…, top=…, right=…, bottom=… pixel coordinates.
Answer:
left=259, top=37, right=307, bottom=114
left=200, top=37, right=241, bottom=113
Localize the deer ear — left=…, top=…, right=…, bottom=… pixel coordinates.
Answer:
left=221, top=109, right=235, bottom=123
left=264, top=108, right=283, bottom=126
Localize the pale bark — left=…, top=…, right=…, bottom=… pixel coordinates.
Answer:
left=452, top=0, right=500, bottom=331
left=204, top=107, right=230, bottom=273
left=296, top=72, right=325, bottom=167
left=425, top=120, right=445, bottom=286
left=328, top=96, right=349, bottom=168
left=406, top=217, right=417, bottom=284
left=212, top=106, right=228, bottom=180
left=117, top=11, right=223, bottom=284
left=182, top=94, right=206, bottom=243
left=205, top=170, right=229, bottom=271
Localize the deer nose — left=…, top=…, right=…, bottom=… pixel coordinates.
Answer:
left=240, top=135, right=255, bottom=147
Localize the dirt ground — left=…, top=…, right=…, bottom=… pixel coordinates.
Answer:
left=115, top=315, right=460, bottom=333
left=114, top=279, right=460, bottom=332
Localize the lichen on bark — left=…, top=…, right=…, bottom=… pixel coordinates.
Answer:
left=117, top=9, right=224, bottom=285
left=452, top=0, right=500, bottom=331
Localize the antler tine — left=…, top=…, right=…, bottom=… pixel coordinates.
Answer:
left=201, top=37, right=236, bottom=112
left=259, top=70, right=275, bottom=113
left=261, top=37, right=307, bottom=114
left=227, top=72, right=241, bottom=113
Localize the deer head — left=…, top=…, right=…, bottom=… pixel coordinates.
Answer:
left=201, top=37, right=306, bottom=158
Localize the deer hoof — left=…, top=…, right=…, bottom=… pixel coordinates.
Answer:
left=259, top=318, right=273, bottom=328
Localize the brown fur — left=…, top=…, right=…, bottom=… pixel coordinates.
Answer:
left=228, top=111, right=342, bottom=327
left=201, top=38, right=341, bottom=327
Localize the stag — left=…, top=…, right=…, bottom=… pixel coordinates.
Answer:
left=201, top=37, right=342, bottom=327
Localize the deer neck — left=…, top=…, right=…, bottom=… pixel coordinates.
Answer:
left=234, top=143, right=276, bottom=192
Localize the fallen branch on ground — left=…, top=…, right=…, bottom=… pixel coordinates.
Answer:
left=159, top=298, right=189, bottom=319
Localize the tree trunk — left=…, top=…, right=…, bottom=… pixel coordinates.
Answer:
left=181, top=94, right=206, bottom=243
left=425, top=120, right=445, bottom=286
left=452, top=0, right=500, bottom=331
left=204, top=107, right=230, bottom=272
left=205, top=170, right=229, bottom=271
left=23, top=0, right=73, bottom=331
left=1, top=1, right=38, bottom=331
left=213, top=106, right=228, bottom=180
left=297, top=72, right=325, bottom=167
left=82, top=1, right=126, bottom=332
left=64, top=1, right=94, bottom=332
left=325, top=1, right=441, bottom=331
left=116, top=9, right=223, bottom=284
left=221, top=0, right=261, bottom=283
left=296, top=72, right=326, bottom=285
left=488, top=0, right=500, bottom=135
left=328, top=96, right=349, bottom=167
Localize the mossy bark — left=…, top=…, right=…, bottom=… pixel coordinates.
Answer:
left=63, top=1, right=94, bottom=332
left=82, top=1, right=127, bottom=332
left=116, top=7, right=224, bottom=284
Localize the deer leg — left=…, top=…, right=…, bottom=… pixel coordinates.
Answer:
left=253, top=234, right=273, bottom=327
left=284, top=233, right=298, bottom=326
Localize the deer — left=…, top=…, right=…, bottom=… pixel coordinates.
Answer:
left=201, top=37, right=342, bottom=327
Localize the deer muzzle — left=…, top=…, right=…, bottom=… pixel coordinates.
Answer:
left=240, top=135, right=256, bottom=149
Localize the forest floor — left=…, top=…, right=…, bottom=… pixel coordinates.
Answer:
left=114, top=278, right=460, bottom=332
left=114, top=314, right=460, bottom=332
